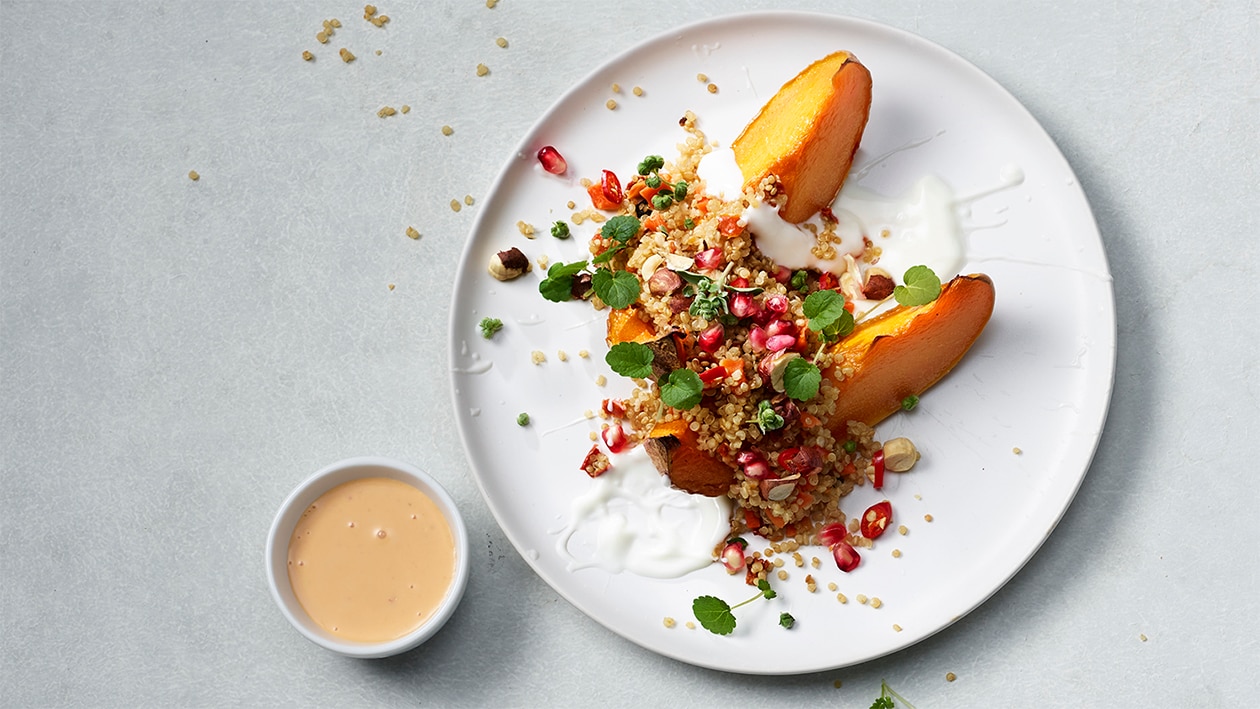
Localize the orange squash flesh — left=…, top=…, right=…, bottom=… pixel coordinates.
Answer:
left=605, top=306, right=657, bottom=346
left=823, top=274, right=995, bottom=430
left=732, top=51, right=873, bottom=224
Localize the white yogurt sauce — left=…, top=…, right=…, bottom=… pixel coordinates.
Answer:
left=555, top=446, right=732, bottom=578
left=698, top=145, right=968, bottom=284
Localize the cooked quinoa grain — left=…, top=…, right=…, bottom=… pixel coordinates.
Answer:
left=530, top=351, right=545, bottom=365
left=476, top=63, right=489, bottom=77
left=405, top=226, right=420, bottom=240
left=302, top=50, right=314, bottom=61
left=496, top=37, right=508, bottom=48
left=450, top=199, right=461, bottom=212
left=663, top=617, right=676, bottom=628
left=606, top=99, right=618, bottom=110
left=632, top=86, right=644, bottom=96
left=339, top=48, right=355, bottom=63
left=187, top=170, right=199, bottom=181
left=441, top=125, right=454, bottom=136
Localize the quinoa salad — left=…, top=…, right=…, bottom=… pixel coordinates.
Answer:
left=496, top=110, right=925, bottom=581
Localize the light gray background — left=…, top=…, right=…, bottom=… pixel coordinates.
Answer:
left=3, top=1, right=1257, bottom=706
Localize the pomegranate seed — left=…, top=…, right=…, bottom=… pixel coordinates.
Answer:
left=766, top=334, right=796, bottom=352
left=580, top=445, right=610, bottom=478
left=832, top=540, right=861, bottom=572
left=601, top=398, right=626, bottom=419
left=860, top=501, right=893, bottom=540
left=536, top=145, right=567, bottom=175
left=818, top=271, right=839, bottom=291
left=766, top=319, right=796, bottom=338
left=694, top=247, right=723, bottom=271
left=817, top=522, right=848, bottom=549
left=729, top=276, right=749, bottom=289
left=773, top=266, right=793, bottom=284
left=601, top=424, right=628, bottom=453
left=698, top=323, right=724, bottom=353
left=736, top=450, right=773, bottom=480
left=720, top=542, right=746, bottom=574
left=601, top=169, right=623, bottom=204
left=748, top=325, right=768, bottom=352
left=729, top=293, right=759, bottom=319
left=764, top=293, right=789, bottom=315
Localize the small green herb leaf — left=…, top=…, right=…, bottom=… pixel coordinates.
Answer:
left=783, top=358, right=822, bottom=401
left=756, top=578, right=777, bottom=600
left=692, top=595, right=736, bottom=635
left=538, top=260, right=588, bottom=302
left=590, top=242, right=629, bottom=265
left=803, top=290, right=848, bottom=331
left=515, top=412, right=530, bottom=426
left=659, top=368, right=703, bottom=410
left=755, top=399, right=785, bottom=433
left=605, top=341, right=655, bottom=379
left=779, top=612, right=795, bottom=629
left=550, top=221, right=570, bottom=239
left=901, top=394, right=919, bottom=411
left=600, top=215, right=641, bottom=244
left=479, top=317, right=503, bottom=339
left=591, top=268, right=640, bottom=309
left=893, top=265, right=942, bottom=307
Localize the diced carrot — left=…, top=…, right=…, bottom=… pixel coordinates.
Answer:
left=744, top=508, right=762, bottom=531
left=800, top=412, right=821, bottom=429
left=642, top=215, right=662, bottom=231
left=587, top=182, right=620, bottom=211
left=766, top=510, right=787, bottom=529
left=695, top=197, right=710, bottom=215
left=796, top=492, right=814, bottom=509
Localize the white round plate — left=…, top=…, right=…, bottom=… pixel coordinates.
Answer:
left=449, top=12, right=1114, bottom=674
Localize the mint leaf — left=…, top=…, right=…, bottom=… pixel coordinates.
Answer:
left=591, top=269, right=640, bottom=309
left=605, top=342, right=654, bottom=379
left=803, top=290, right=847, bottom=331
left=692, top=595, right=735, bottom=635
left=783, top=358, right=821, bottom=401
left=893, top=265, right=942, bottom=307
left=600, top=215, right=641, bottom=244
left=538, top=260, right=588, bottom=303
left=659, top=368, right=703, bottom=410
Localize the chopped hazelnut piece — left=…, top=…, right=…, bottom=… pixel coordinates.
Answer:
left=488, top=247, right=530, bottom=281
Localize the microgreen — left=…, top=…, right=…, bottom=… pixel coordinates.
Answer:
left=778, top=612, right=795, bottom=629
left=637, top=155, right=665, bottom=175
left=645, top=174, right=662, bottom=189
left=803, top=289, right=855, bottom=342
left=783, top=357, right=822, bottom=401
left=901, top=394, right=919, bottom=411
left=893, top=265, right=942, bottom=307
left=478, top=317, right=503, bottom=339
left=754, top=399, right=785, bottom=433
left=692, top=579, right=779, bottom=635
left=683, top=218, right=695, bottom=230
left=659, top=368, right=703, bottom=410
left=591, top=268, right=640, bottom=309
left=538, top=260, right=588, bottom=303
left=515, top=412, right=530, bottom=426
left=672, top=181, right=688, bottom=201
left=651, top=193, right=674, bottom=211
left=550, top=220, right=570, bottom=239
left=790, top=270, right=808, bottom=291
left=682, top=271, right=729, bottom=321
left=869, top=680, right=917, bottom=709
left=600, top=215, right=641, bottom=244
left=605, top=341, right=655, bottom=379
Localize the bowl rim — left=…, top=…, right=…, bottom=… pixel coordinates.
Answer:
left=264, top=456, right=470, bottom=658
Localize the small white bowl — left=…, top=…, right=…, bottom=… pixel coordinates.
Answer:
left=265, top=457, right=470, bottom=658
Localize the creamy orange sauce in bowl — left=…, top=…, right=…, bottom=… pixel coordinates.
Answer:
left=265, top=458, right=469, bottom=658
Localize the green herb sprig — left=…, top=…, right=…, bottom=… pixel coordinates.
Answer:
left=692, top=579, right=785, bottom=635
left=869, top=680, right=917, bottom=709
left=478, top=317, right=504, bottom=339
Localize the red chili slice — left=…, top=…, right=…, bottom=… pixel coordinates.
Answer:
left=601, top=169, right=623, bottom=204
left=698, top=365, right=726, bottom=386
left=872, top=448, right=886, bottom=489
left=860, top=500, right=893, bottom=540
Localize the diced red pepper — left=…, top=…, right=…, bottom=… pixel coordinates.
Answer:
left=860, top=500, right=893, bottom=540
left=601, top=169, right=623, bottom=204
left=699, top=365, right=727, bottom=385
left=601, top=398, right=626, bottom=419
left=872, top=449, right=885, bottom=489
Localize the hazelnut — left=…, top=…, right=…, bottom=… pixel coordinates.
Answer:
left=863, top=268, right=895, bottom=300
left=488, top=247, right=530, bottom=281
left=882, top=437, right=920, bottom=472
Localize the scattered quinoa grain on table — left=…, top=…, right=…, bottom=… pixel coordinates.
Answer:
left=870, top=597, right=882, bottom=609
left=405, top=226, right=420, bottom=240
left=696, top=73, right=708, bottom=82
left=924, top=514, right=934, bottom=522
left=577, top=349, right=589, bottom=358
left=377, top=106, right=397, bottom=117
left=329, top=18, right=341, bottom=28
left=301, top=50, right=314, bottom=61
left=530, top=350, right=545, bottom=365
left=610, top=83, right=621, bottom=93
left=857, top=594, right=868, bottom=605
left=464, top=195, right=474, bottom=206
left=662, top=617, right=676, bottom=628
left=893, top=624, right=902, bottom=632
left=441, top=125, right=453, bottom=136
left=316, top=31, right=329, bottom=43
left=339, top=47, right=355, bottom=62
left=707, top=83, right=718, bottom=94
left=187, top=170, right=199, bottom=181
left=1013, top=446, right=1023, bottom=454
left=836, top=593, right=848, bottom=604
left=898, top=524, right=908, bottom=535
left=557, top=350, right=568, bottom=362
left=892, top=549, right=902, bottom=558
left=485, top=0, right=497, bottom=7
left=387, top=283, right=395, bottom=291
left=495, top=37, right=508, bottom=48
left=476, top=63, right=489, bottom=77
left=400, top=104, right=410, bottom=114
left=946, top=672, right=957, bottom=682
left=605, top=99, right=618, bottom=110
left=449, top=199, right=461, bottom=212
left=632, top=86, right=643, bottom=96
left=833, top=680, right=842, bottom=689
left=595, top=375, right=606, bottom=386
